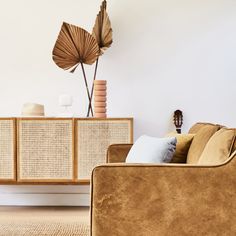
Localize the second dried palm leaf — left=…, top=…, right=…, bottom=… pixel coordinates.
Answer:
left=92, top=0, right=113, bottom=54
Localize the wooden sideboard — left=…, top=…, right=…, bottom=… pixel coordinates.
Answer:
left=0, top=118, right=133, bottom=185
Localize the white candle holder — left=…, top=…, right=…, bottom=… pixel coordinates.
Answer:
left=58, top=94, right=74, bottom=117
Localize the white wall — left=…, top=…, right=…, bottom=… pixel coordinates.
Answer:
left=0, top=0, right=236, bottom=205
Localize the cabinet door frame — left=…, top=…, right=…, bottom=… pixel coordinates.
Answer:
left=75, top=118, right=133, bottom=184
left=17, top=118, right=76, bottom=184
left=0, top=118, right=17, bottom=183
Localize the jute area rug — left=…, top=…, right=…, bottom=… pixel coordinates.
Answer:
left=0, top=207, right=90, bottom=236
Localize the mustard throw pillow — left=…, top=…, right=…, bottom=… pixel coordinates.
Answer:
left=166, top=132, right=195, bottom=163
left=186, top=124, right=220, bottom=164
left=198, top=128, right=236, bottom=165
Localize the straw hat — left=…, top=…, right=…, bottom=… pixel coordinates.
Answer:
left=21, top=103, right=45, bottom=117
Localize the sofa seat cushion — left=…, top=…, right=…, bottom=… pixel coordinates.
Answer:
left=198, top=128, right=236, bottom=165
left=187, top=124, right=221, bottom=164
left=166, top=133, right=195, bottom=163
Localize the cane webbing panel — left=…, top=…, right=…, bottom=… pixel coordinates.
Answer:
left=18, top=119, right=73, bottom=181
left=0, top=119, right=15, bottom=180
left=76, top=119, right=132, bottom=180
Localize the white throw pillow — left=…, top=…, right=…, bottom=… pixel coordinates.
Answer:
left=126, top=135, right=177, bottom=163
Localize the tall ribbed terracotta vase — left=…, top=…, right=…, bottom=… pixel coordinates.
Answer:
left=94, top=80, right=107, bottom=118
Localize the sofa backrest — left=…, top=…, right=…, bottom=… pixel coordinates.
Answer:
left=188, top=122, right=215, bottom=134
left=187, top=123, right=221, bottom=164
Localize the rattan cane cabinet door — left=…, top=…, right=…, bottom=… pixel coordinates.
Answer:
left=17, top=119, right=74, bottom=182
left=75, top=118, right=133, bottom=183
left=0, top=118, right=16, bottom=182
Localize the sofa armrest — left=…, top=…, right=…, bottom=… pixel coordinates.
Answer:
left=91, top=157, right=236, bottom=236
left=106, top=144, right=133, bottom=163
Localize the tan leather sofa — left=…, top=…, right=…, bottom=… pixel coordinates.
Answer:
left=90, top=123, right=236, bottom=236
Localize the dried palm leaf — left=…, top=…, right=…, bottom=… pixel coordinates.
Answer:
left=92, top=0, right=113, bottom=54
left=52, top=22, right=100, bottom=72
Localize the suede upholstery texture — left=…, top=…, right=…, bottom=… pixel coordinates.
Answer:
left=107, top=144, right=132, bottom=163
left=91, top=156, right=236, bottom=236
left=91, top=123, right=236, bottom=235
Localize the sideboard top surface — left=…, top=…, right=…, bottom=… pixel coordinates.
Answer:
left=0, top=117, right=133, bottom=120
